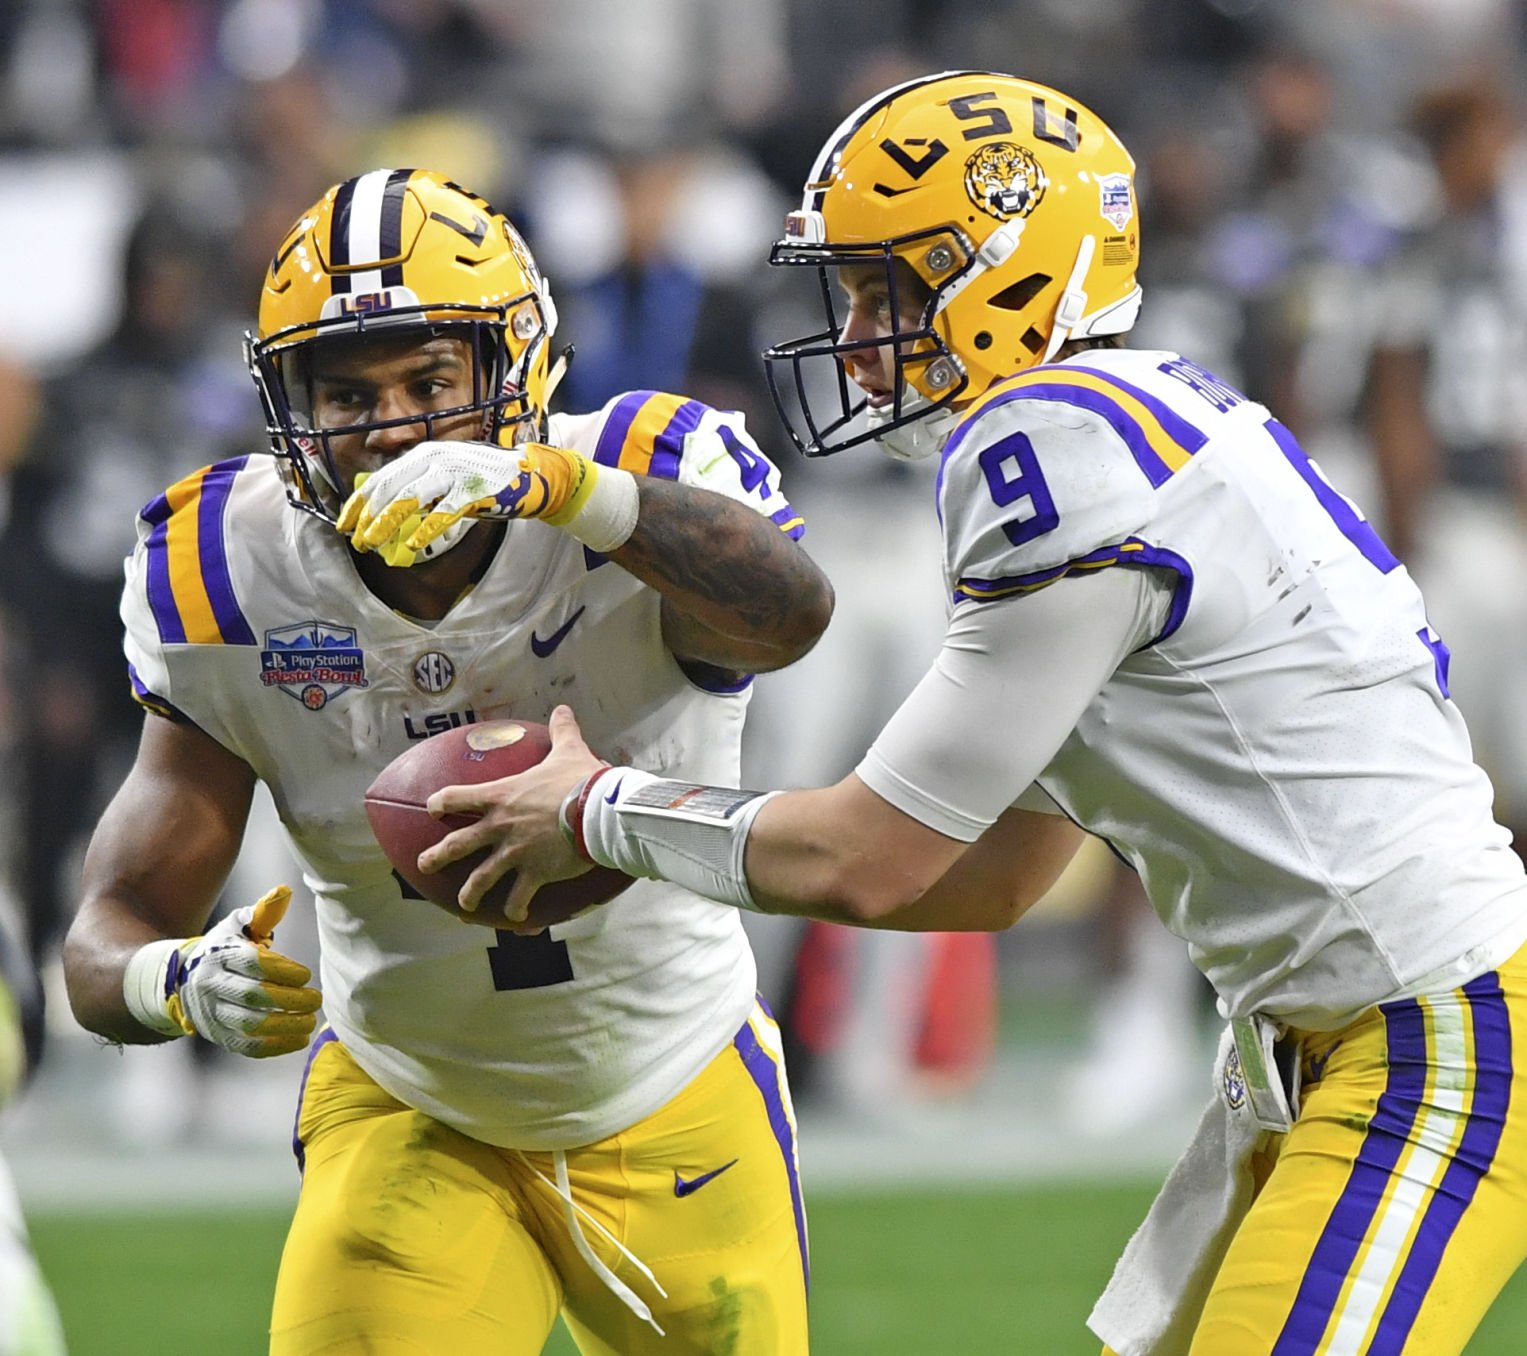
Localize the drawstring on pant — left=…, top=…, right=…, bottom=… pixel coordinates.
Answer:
left=525, top=1149, right=668, bottom=1336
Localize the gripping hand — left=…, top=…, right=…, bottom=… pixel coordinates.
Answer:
left=337, top=441, right=598, bottom=558
left=144, top=886, right=321, bottom=1059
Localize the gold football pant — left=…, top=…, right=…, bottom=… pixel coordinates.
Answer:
left=270, top=1000, right=809, bottom=1354
left=1110, top=942, right=1527, bottom=1354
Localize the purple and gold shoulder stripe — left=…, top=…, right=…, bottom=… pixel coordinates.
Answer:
left=592, top=390, right=706, bottom=480
left=126, top=663, right=189, bottom=720
left=957, top=362, right=1208, bottom=488
left=139, top=458, right=257, bottom=646
left=955, top=538, right=1194, bottom=642
left=591, top=390, right=804, bottom=540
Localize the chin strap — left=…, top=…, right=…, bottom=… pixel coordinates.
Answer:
left=1043, top=234, right=1097, bottom=363
left=543, top=343, right=575, bottom=406
left=866, top=394, right=957, bottom=462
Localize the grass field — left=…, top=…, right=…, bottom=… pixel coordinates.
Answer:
left=29, top=1180, right=1527, bottom=1354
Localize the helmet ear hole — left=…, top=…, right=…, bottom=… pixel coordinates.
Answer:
left=989, top=273, right=1052, bottom=312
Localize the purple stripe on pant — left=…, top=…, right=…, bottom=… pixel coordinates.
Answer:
left=1368, top=973, right=1511, bottom=1354
left=291, top=1026, right=340, bottom=1173
left=734, top=1012, right=810, bottom=1296
left=1272, top=998, right=1430, bottom=1354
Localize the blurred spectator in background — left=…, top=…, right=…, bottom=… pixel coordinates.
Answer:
left=1365, top=75, right=1527, bottom=849
left=505, top=0, right=787, bottom=153
left=1202, top=44, right=1414, bottom=427
left=1128, top=126, right=1242, bottom=378
left=0, top=642, right=66, bottom=1355
left=528, top=139, right=783, bottom=432
left=0, top=196, right=252, bottom=973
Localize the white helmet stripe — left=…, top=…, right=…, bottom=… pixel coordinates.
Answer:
left=342, top=168, right=394, bottom=295
left=804, top=69, right=993, bottom=209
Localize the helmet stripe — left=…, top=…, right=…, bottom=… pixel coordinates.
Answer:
left=341, top=169, right=392, bottom=295
left=329, top=168, right=411, bottom=294
left=328, top=176, right=358, bottom=288
left=377, top=168, right=411, bottom=287
left=805, top=69, right=999, bottom=210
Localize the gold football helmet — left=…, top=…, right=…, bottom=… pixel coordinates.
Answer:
left=765, top=71, right=1142, bottom=458
left=246, top=168, right=559, bottom=518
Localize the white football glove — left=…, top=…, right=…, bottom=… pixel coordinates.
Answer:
left=123, top=886, right=321, bottom=1059
left=336, top=440, right=636, bottom=564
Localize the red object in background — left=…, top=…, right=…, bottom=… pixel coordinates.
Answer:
left=913, top=931, right=998, bottom=1087
left=787, top=921, right=998, bottom=1089
left=98, top=0, right=214, bottom=120
left=789, top=921, right=857, bottom=1054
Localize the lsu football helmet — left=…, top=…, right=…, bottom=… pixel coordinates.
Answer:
left=247, top=168, right=560, bottom=547
left=765, top=71, right=1143, bottom=459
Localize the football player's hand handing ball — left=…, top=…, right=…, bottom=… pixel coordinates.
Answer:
left=421, top=705, right=609, bottom=926
left=337, top=440, right=599, bottom=559
left=125, top=886, right=321, bottom=1058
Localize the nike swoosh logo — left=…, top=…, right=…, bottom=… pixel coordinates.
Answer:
left=530, top=605, right=586, bottom=658
left=673, top=1159, right=738, bottom=1198
left=604, top=776, right=624, bottom=805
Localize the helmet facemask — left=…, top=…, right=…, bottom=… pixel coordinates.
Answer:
left=249, top=298, right=551, bottom=524
left=765, top=227, right=971, bottom=459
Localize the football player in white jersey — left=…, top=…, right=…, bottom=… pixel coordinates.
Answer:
left=429, top=75, right=1527, bottom=1353
left=62, top=169, right=830, bottom=1354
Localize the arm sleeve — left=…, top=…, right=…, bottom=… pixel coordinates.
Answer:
left=855, top=565, right=1171, bottom=841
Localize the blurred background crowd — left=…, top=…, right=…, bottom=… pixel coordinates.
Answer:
left=2, top=0, right=1527, bottom=1178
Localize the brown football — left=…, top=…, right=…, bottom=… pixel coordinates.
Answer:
left=364, top=718, right=631, bottom=927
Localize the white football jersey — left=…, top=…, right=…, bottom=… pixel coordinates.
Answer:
left=922, top=349, right=1527, bottom=1029
left=121, top=391, right=806, bottom=1148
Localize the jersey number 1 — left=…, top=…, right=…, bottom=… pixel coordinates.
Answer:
left=393, top=870, right=574, bottom=990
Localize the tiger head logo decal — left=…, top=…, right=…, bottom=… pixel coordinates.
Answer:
left=963, top=143, right=1048, bottom=223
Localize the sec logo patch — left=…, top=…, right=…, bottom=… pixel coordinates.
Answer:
left=412, top=651, right=456, bottom=694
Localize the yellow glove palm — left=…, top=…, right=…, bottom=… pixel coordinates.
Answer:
left=163, top=886, right=322, bottom=1059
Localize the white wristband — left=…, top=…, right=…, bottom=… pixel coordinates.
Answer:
left=560, top=464, right=639, bottom=553
left=579, top=767, right=778, bottom=911
left=122, top=938, right=186, bottom=1037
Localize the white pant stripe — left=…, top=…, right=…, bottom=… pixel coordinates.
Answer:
left=1324, top=994, right=1469, bottom=1354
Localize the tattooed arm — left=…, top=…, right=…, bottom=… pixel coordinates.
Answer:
left=334, top=433, right=832, bottom=672
left=610, top=478, right=834, bottom=676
